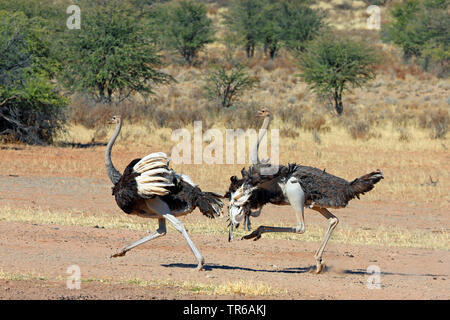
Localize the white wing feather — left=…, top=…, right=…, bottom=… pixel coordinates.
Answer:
left=133, top=152, right=175, bottom=197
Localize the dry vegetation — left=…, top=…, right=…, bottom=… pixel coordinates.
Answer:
left=0, top=1, right=448, bottom=298
left=58, top=1, right=450, bottom=210
left=0, top=267, right=283, bottom=296
left=0, top=206, right=447, bottom=250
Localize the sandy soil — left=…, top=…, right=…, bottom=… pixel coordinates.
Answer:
left=0, top=147, right=448, bottom=300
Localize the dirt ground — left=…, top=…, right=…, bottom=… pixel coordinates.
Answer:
left=0, top=147, right=448, bottom=300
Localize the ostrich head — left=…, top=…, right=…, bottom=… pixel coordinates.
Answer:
left=228, top=183, right=253, bottom=223
left=257, top=108, right=270, bottom=118
left=108, top=115, right=121, bottom=124
left=227, top=178, right=256, bottom=241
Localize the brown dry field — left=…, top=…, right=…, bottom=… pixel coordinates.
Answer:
left=0, top=137, right=448, bottom=300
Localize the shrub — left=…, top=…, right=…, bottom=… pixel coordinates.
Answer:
left=0, top=10, right=67, bottom=145
left=280, top=127, right=299, bottom=138
left=298, top=34, right=380, bottom=115
left=160, top=0, right=215, bottom=64
left=382, top=0, right=449, bottom=76
left=204, top=63, right=258, bottom=108
left=397, top=127, right=411, bottom=142
left=419, top=109, right=449, bottom=139
left=348, top=121, right=372, bottom=140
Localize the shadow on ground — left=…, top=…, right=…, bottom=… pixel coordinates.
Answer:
left=161, top=263, right=315, bottom=274
left=342, top=269, right=447, bottom=278
left=56, top=142, right=107, bottom=148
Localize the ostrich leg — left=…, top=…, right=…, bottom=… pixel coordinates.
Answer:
left=311, top=207, right=339, bottom=274
left=244, top=208, right=262, bottom=231
left=147, top=197, right=205, bottom=270
left=243, top=178, right=306, bottom=240
left=110, top=218, right=166, bottom=258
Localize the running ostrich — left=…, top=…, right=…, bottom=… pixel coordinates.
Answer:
left=240, top=108, right=272, bottom=232
left=105, top=115, right=223, bottom=270
left=225, top=114, right=383, bottom=274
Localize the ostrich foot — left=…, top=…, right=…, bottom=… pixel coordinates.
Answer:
left=311, top=260, right=326, bottom=274
left=195, top=263, right=204, bottom=271
left=110, top=249, right=127, bottom=258
left=241, top=227, right=262, bottom=241
left=192, top=257, right=205, bottom=271
left=241, top=231, right=261, bottom=241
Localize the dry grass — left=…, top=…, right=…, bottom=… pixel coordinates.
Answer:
left=124, top=278, right=283, bottom=296
left=0, top=269, right=48, bottom=281
left=0, top=268, right=282, bottom=296
left=1, top=117, right=449, bottom=208
left=0, top=206, right=448, bottom=250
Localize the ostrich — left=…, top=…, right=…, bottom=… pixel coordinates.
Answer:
left=225, top=118, right=383, bottom=274
left=229, top=108, right=272, bottom=234
left=105, top=116, right=223, bottom=270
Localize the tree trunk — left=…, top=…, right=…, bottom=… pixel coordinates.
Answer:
left=97, top=83, right=106, bottom=103
left=107, top=88, right=113, bottom=103
left=269, top=46, right=277, bottom=59
left=245, top=42, right=255, bottom=58
left=334, top=91, right=343, bottom=116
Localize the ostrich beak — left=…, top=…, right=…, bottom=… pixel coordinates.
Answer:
left=228, top=220, right=234, bottom=242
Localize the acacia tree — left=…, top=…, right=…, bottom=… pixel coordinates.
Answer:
left=204, top=63, right=258, bottom=108
left=0, top=10, right=67, bottom=145
left=223, top=0, right=265, bottom=58
left=382, top=0, right=449, bottom=76
left=299, top=35, right=380, bottom=115
left=259, top=1, right=282, bottom=59
left=61, top=1, right=172, bottom=103
left=259, top=0, right=326, bottom=59
left=276, top=0, right=326, bottom=53
left=162, top=0, right=214, bottom=64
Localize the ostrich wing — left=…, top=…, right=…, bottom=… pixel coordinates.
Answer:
left=292, top=165, right=354, bottom=208
left=133, top=152, right=175, bottom=197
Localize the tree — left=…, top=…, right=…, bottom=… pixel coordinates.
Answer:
left=276, top=0, right=327, bottom=53
left=161, top=0, right=214, bottom=64
left=258, top=0, right=326, bottom=59
left=0, top=10, right=68, bottom=145
left=60, top=1, right=172, bottom=103
left=204, top=63, right=258, bottom=108
left=223, top=0, right=265, bottom=58
left=260, top=0, right=282, bottom=59
left=382, top=0, right=449, bottom=76
left=298, top=35, right=380, bottom=115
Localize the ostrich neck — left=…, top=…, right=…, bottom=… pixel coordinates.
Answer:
left=251, top=115, right=271, bottom=164
left=105, top=120, right=123, bottom=185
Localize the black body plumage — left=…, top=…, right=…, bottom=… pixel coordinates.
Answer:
left=226, top=163, right=383, bottom=209
left=162, top=180, right=222, bottom=218
left=112, top=159, right=222, bottom=217
left=112, top=159, right=141, bottom=214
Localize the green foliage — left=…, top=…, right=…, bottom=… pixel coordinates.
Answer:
left=0, top=10, right=68, bottom=145
left=275, top=0, right=327, bottom=53
left=0, top=11, right=30, bottom=92
left=60, top=0, right=172, bottom=103
left=204, top=63, right=258, bottom=108
left=362, top=0, right=389, bottom=5
left=382, top=0, right=449, bottom=76
left=223, top=0, right=326, bottom=58
left=0, top=0, right=64, bottom=30
left=223, top=0, right=265, bottom=58
left=259, top=1, right=281, bottom=59
left=298, top=35, right=380, bottom=115
left=155, top=0, right=214, bottom=64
